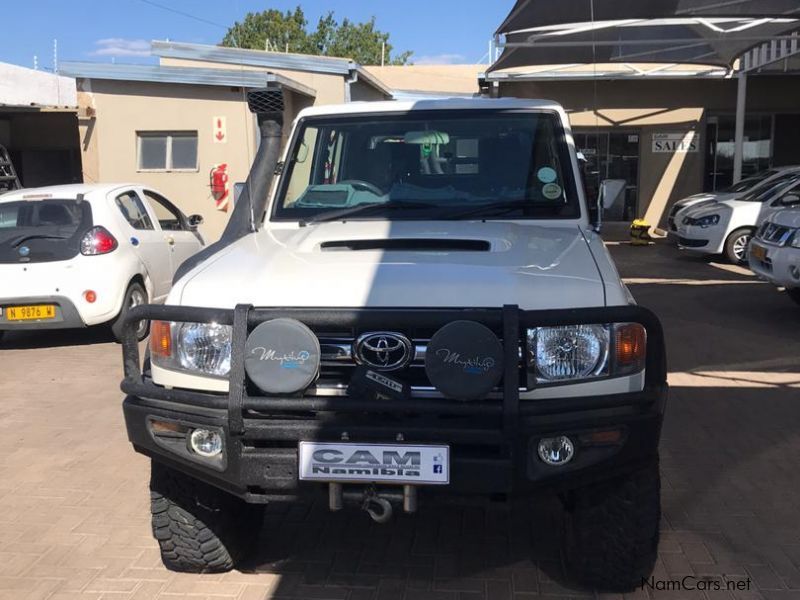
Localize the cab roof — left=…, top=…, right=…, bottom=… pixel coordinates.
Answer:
left=295, top=97, right=566, bottom=120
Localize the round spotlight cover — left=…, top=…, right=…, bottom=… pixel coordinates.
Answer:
left=425, top=320, right=504, bottom=400
left=245, top=318, right=320, bottom=394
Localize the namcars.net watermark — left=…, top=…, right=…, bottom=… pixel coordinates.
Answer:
left=641, top=575, right=752, bottom=592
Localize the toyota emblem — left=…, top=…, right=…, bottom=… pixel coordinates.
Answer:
left=355, top=332, right=413, bottom=371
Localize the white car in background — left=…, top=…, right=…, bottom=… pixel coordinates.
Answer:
left=676, top=173, right=800, bottom=263
left=667, top=165, right=800, bottom=235
left=0, top=183, right=204, bottom=343
left=749, top=203, right=800, bottom=306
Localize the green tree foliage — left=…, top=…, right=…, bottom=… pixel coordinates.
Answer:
left=221, top=7, right=412, bottom=65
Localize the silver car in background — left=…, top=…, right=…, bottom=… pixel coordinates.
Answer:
left=667, top=166, right=800, bottom=235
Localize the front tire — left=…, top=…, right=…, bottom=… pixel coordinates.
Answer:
left=724, top=227, right=753, bottom=264
left=562, top=458, right=661, bottom=591
left=111, top=281, right=149, bottom=342
left=150, top=461, right=263, bottom=573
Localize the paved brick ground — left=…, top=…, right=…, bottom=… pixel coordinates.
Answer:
left=1, top=240, right=800, bottom=600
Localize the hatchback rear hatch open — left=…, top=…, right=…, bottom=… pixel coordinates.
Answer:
left=0, top=197, right=93, bottom=264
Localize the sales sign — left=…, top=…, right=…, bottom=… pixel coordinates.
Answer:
left=652, top=132, right=698, bottom=153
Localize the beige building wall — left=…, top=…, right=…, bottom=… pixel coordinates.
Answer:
left=364, top=65, right=484, bottom=95
left=77, top=78, right=259, bottom=241
left=159, top=57, right=349, bottom=106
left=498, top=76, right=800, bottom=228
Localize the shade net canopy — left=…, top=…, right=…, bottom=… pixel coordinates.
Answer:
left=495, top=0, right=800, bottom=35
left=488, top=18, right=800, bottom=72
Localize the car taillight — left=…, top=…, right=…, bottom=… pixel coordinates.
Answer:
left=80, top=226, right=118, bottom=255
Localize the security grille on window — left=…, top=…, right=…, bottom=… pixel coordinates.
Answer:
left=137, top=132, right=198, bottom=171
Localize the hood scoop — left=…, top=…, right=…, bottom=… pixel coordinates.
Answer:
left=320, top=238, right=491, bottom=252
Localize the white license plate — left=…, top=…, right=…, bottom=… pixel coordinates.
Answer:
left=298, top=442, right=449, bottom=485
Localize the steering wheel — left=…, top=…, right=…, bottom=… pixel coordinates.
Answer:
left=338, top=179, right=385, bottom=197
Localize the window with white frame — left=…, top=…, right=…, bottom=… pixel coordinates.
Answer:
left=137, top=131, right=198, bottom=171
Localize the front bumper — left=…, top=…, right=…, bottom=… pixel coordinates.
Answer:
left=676, top=224, right=725, bottom=254
left=120, top=304, right=668, bottom=503
left=749, top=241, right=800, bottom=288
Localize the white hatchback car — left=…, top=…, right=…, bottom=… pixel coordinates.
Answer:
left=0, top=183, right=204, bottom=342
left=676, top=173, right=800, bottom=263
left=749, top=205, right=800, bottom=306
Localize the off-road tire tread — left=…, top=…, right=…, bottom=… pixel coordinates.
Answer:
left=563, top=458, right=661, bottom=592
left=150, top=461, right=260, bottom=573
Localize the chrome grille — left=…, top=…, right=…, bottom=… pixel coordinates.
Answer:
left=757, top=222, right=794, bottom=246
left=314, top=335, right=525, bottom=397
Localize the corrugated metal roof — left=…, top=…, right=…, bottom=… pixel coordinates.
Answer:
left=58, top=62, right=316, bottom=97
left=152, top=40, right=352, bottom=75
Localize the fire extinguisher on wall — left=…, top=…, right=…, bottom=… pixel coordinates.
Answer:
left=210, top=163, right=230, bottom=212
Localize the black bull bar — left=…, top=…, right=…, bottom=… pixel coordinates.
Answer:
left=120, top=304, right=667, bottom=498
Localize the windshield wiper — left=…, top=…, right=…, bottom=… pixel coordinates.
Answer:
left=300, top=200, right=433, bottom=226
left=9, top=234, right=72, bottom=247
left=439, top=200, right=530, bottom=221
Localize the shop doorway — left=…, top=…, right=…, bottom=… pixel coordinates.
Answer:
left=574, top=131, right=640, bottom=221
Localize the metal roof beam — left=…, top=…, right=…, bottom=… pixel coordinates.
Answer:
left=58, top=62, right=317, bottom=98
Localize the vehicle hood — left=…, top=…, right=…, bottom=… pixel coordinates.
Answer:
left=675, top=193, right=717, bottom=208
left=175, top=221, right=607, bottom=310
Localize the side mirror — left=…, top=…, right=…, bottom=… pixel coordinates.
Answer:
left=599, top=179, right=626, bottom=210
left=779, top=193, right=800, bottom=206
left=592, top=179, right=627, bottom=232
left=187, top=214, right=204, bottom=228
left=233, top=182, right=246, bottom=204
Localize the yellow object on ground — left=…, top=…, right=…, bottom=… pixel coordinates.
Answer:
left=630, top=219, right=653, bottom=245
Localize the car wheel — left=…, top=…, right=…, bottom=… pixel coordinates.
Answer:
left=724, top=227, right=754, bottom=264
left=111, top=281, right=149, bottom=342
left=562, top=457, right=661, bottom=591
left=0, top=331, right=4, bottom=345
left=787, top=288, right=800, bottom=307
left=150, top=461, right=263, bottom=573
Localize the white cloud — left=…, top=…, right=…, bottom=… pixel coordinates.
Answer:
left=414, top=53, right=467, bottom=65
left=90, top=38, right=151, bottom=57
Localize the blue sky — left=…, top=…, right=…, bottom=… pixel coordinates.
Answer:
left=2, top=0, right=511, bottom=71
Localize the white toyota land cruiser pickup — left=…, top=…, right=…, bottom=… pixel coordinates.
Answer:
left=120, top=91, right=667, bottom=591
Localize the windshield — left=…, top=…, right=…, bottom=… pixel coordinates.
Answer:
left=0, top=199, right=92, bottom=263
left=721, top=171, right=776, bottom=194
left=740, top=172, right=800, bottom=203
left=273, top=110, right=581, bottom=222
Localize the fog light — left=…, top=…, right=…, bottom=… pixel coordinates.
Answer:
left=189, top=429, right=223, bottom=458
left=537, top=436, right=574, bottom=466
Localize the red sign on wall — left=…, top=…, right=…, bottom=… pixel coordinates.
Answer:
left=213, top=116, right=227, bottom=144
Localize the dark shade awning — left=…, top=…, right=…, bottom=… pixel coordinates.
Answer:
left=488, top=19, right=800, bottom=72
left=496, top=0, right=800, bottom=35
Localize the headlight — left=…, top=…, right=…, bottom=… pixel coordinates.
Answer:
left=527, top=323, right=646, bottom=383
left=686, top=214, right=719, bottom=227
left=528, top=325, right=609, bottom=381
left=151, top=321, right=233, bottom=378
